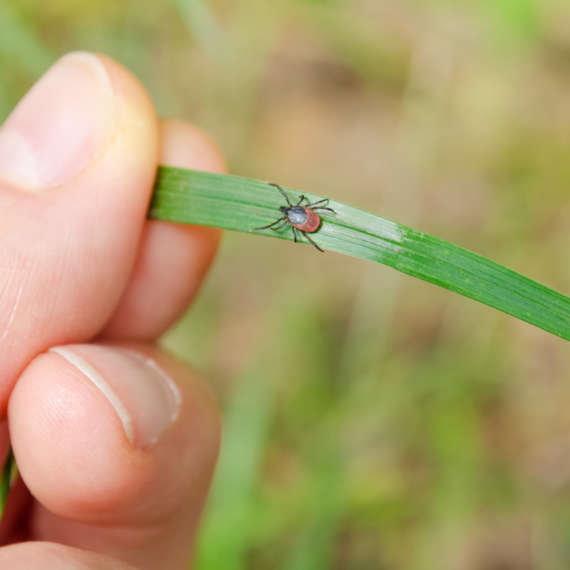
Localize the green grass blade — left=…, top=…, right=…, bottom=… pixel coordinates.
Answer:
left=0, top=449, right=15, bottom=517
left=150, top=166, right=570, bottom=341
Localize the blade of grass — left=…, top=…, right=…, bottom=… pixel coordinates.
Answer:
left=0, top=449, right=15, bottom=515
left=150, top=167, right=570, bottom=341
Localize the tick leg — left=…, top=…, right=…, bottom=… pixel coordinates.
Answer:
left=301, top=231, right=324, bottom=252
left=307, top=198, right=329, bottom=208
left=292, top=227, right=299, bottom=243
left=312, top=207, right=336, bottom=214
left=255, top=216, right=286, bottom=230
left=270, top=219, right=289, bottom=231
left=269, top=183, right=293, bottom=207
left=295, top=194, right=307, bottom=206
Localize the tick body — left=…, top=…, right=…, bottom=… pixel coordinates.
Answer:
left=282, top=205, right=321, bottom=232
left=255, top=183, right=336, bottom=252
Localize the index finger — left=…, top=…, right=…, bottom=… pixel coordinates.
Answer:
left=100, top=119, right=226, bottom=340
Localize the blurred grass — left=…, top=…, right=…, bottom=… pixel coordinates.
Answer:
left=1, top=0, right=569, bottom=568
left=0, top=3, right=54, bottom=74
left=172, top=0, right=227, bottom=58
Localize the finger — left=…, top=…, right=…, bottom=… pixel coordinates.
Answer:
left=102, top=120, right=225, bottom=340
left=0, top=542, right=136, bottom=570
left=8, top=343, right=220, bottom=569
left=0, top=52, right=159, bottom=410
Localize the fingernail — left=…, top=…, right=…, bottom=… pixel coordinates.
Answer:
left=49, top=345, right=181, bottom=449
left=0, top=52, right=116, bottom=191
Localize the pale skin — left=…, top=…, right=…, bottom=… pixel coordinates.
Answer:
left=0, top=52, right=224, bottom=569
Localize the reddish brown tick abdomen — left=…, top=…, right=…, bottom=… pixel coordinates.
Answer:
left=292, top=207, right=321, bottom=232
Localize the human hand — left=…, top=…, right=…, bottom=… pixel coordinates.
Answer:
left=0, top=52, right=223, bottom=569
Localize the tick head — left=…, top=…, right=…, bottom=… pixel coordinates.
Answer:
left=279, top=206, right=290, bottom=214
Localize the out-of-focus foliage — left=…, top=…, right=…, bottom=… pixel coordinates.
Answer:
left=1, top=1, right=569, bottom=568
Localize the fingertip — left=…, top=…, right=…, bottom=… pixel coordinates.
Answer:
left=0, top=542, right=136, bottom=570
left=160, top=119, right=226, bottom=174
left=95, top=53, right=160, bottom=182
left=9, top=350, right=144, bottom=519
left=8, top=344, right=220, bottom=525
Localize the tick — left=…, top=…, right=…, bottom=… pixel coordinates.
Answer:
left=255, top=183, right=336, bottom=252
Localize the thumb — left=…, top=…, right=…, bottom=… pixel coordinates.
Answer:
left=0, top=542, right=136, bottom=569
left=0, top=52, right=159, bottom=410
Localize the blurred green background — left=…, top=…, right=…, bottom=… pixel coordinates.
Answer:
left=1, top=1, right=569, bottom=568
